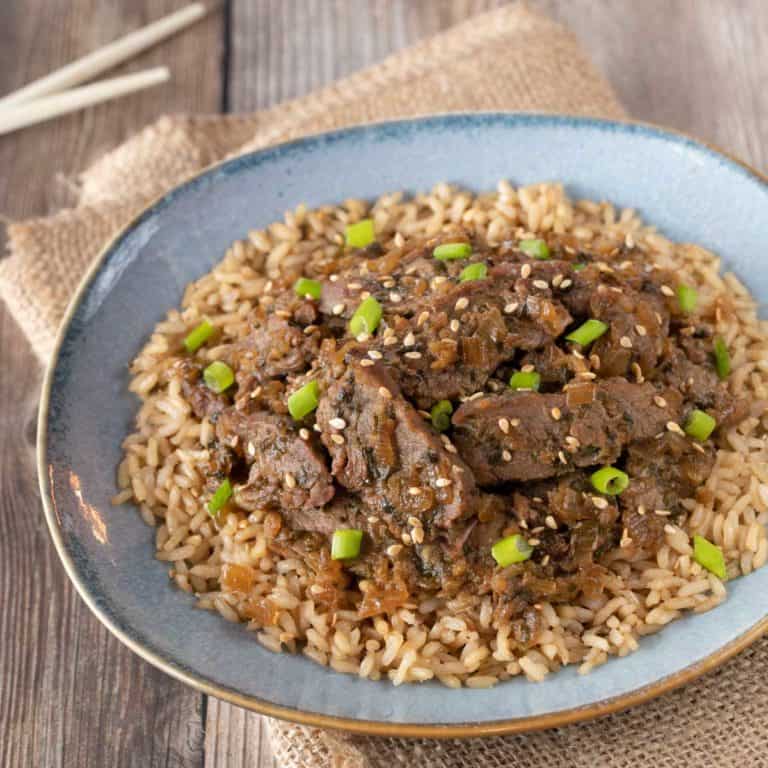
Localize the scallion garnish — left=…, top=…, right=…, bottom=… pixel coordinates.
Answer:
left=294, top=277, right=322, bottom=300
left=433, top=242, right=472, bottom=261
left=348, top=296, right=382, bottom=336
left=677, top=284, right=698, bottom=313
left=684, top=409, right=716, bottom=441
left=693, top=535, right=726, bottom=579
left=331, top=529, right=363, bottom=560
left=203, top=361, right=234, bottom=393
left=287, top=380, right=319, bottom=421
left=590, top=466, right=629, bottom=496
left=509, top=371, right=541, bottom=391
left=459, top=262, right=488, bottom=282
left=565, top=319, right=609, bottom=347
left=208, top=478, right=232, bottom=517
left=491, top=534, right=533, bottom=567
left=713, top=336, right=731, bottom=380
left=430, top=399, right=453, bottom=432
left=183, top=319, right=215, bottom=353
left=345, top=219, right=375, bottom=248
left=519, top=238, right=550, bottom=260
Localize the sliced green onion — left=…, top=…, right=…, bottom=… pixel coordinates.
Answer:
left=331, top=529, right=363, bottom=560
left=590, top=466, right=629, bottom=496
left=693, top=535, right=727, bottom=579
left=491, top=534, right=533, bottom=567
left=566, top=319, right=609, bottom=347
left=572, top=262, right=587, bottom=272
left=459, top=262, right=488, bottom=282
left=345, top=219, right=375, bottom=248
left=433, top=242, right=472, bottom=261
left=183, top=319, right=214, bottom=353
left=684, top=409, right=716, bottom=441
left=519, top=238, right=550, bottom=260
left=208, top=478, right=232, bottom=517
left=677, top=284, right=698, bottom=313
left=287, top=380, right=319, bottom=421
left=293, top=277, right=322, bottom=300
left=348, top=296, right=382, bottom=336
left=203, top=361, right=234, bottom=393
left=713, top=336, right=731, bottom=380
left=509, top=371, right=541, bottom=391
left=430, top=400, right=453, bottom=432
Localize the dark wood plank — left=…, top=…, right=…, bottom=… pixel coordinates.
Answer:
left=0, top=2, right=224, bottom=767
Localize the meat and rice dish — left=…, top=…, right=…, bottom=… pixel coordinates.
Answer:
left=116, top=182, right=768, bottom=687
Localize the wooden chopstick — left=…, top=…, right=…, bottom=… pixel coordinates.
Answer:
left=0, top=67, right=170, bottom=137
left=0, top=3, right=208, bottom=111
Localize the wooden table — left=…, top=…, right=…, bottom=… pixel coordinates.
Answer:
left=2, top=1, right=766, bottom=765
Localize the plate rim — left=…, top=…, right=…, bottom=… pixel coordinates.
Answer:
left=37, top=111, right=768, bottom=738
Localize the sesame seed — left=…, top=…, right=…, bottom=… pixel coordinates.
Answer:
left=413, top=528, right=425, bottom=544
left=431, top=276, right=448, bottom=288
left=366, top=350, right=382, bottom=361
left=408, top=487, right=422, bottom=496
left=592, top=496, right=609, bottom=509
left=545, top=515, right=557, bottom=529
left=589, top=353, right=601, bottom=370
left=332, top=303, right=345, bottom=315
left=359, top=358, right=375, bottom=367
left=274, top=309, right=293, bottom=319
left=609, top=286, right=623, bottom=294
left=378, top=387, right=392, bottom=399
left=360, top=291, right=371, bottom=300
left=389, top=292, right=402, bottom=303
left=691, top=442, right=706, bottom=454
left=533, top=279, right=549, bottom=290
left=541, top=554, right=550, bottom=566
left=660, top=284, right=674, bottom=297
left=328, top=275, right=338, bottom=283
left=417, top=310, right=430, bottom=326
left=520, top=520, right=529, bottom=530
left=558, top=450, right=568, bottom=464
left=405, top=351, right=422, bottom=360
left=509, top=418, right=520, bottom=427
left=521, top=363, right=535, bottom=373
left=382, top=278, right=396, bottom=289
left=418, top=410, right=431, bottom=419
left=619, top=336, right=633, bottom=349
left=521, top=264, right=532, bottom=278
left=403, top=332, right=416, bottom=347
left=653, top=395, right=668, bottom=408
left=502, top=450, right=512, bottom=462
left=498, top=417, right=510, bottom=434
left=356, top=332, right=370, bottom=343
left=284, top=473, right=296, bottom=489
left=666, top=421, right=684, bottom=436
left=578, top=371, right=597, bottom=380
left=263, top=280, right=273, bottom=292
left=444, top=443, right=458, bottom=454
left=407, top=516, right=421, bottom=527
left=560, top=278, right=573, bottom=289
left=329, top=417, right=347, bottom=430
left=347, top=282, right=362, bottom=290
left=367, top=515, right=380, bottom=524
left=572, top=349, right=585, bottom=360
left=383, top=336, right=399, bottom=346
left=635, top=324, right=647, bottom=336
left=551, top=407, right=562, bottom=421
left=435, top=478, right=452, bottom=488
left=449, top=319, right=460, bottom=332
left=631, top=362, right=644, bottom=383
left=386, top=544, right=403, bottom=558
left=383, top=326, right=395, bottom=338
left=654, top=509, right=672, bottom=516
left=299, top=428, right=310, bottom=440
left=330, top=434, right=345, bottom=445
left=663, top=524, right=677, bottom=536
left=552, top=274, right=563, bottom=288
left=247, top=441, right=256, bottom=456
left=455, top=297, right=470, bottom=311
left=528, top=538, right=541, bottom=547
left=313, top=424, right=322, bottom=432
left=503, top=302, right=519, bottom=314
left=401, top=533, right=413, bottom=546
left=620, top=529, right=632, bottom=548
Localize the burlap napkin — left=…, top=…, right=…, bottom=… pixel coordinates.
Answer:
left=5, top=3, right=766, bottom=766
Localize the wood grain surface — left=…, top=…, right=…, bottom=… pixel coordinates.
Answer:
left=1, top=2, right=767, bottom=766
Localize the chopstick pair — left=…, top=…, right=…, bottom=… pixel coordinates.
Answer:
left=0, top=3, right=214, bottom=138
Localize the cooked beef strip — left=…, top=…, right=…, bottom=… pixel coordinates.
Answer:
left=316, top=360, right=477, bottom=534
left=215, top=408, right=334, bottom=513
left=177, top=359, right=228, bottom=420
left=452, top=378, right=683, bottom=485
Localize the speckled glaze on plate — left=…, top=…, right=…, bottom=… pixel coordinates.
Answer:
left=38, top=113, right=768, bottom=737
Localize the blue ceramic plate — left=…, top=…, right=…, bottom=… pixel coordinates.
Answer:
left=39, top=114, right=768, bottom=737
